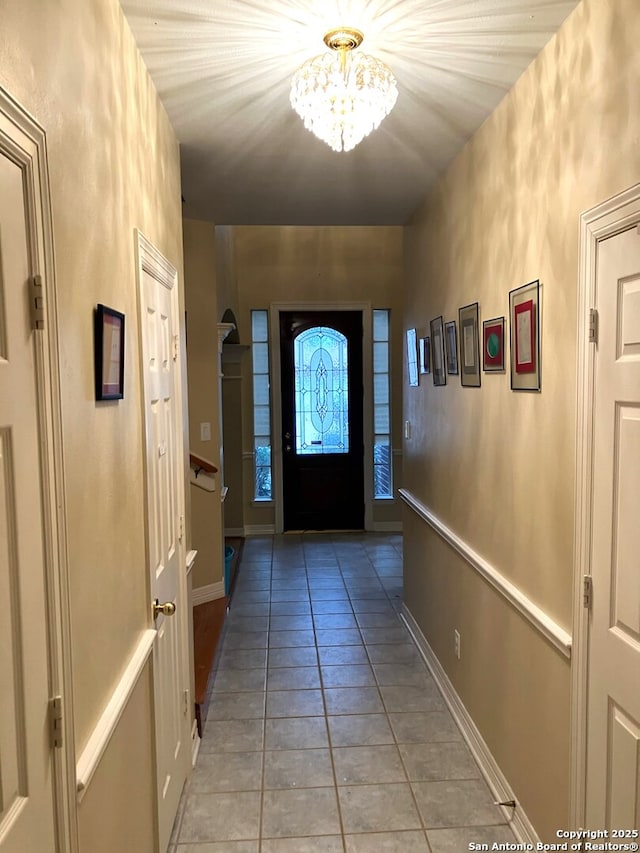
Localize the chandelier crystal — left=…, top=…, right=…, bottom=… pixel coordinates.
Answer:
left=290, top=28, right=398, bottom=153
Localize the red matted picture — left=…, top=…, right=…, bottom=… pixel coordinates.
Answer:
left=95, top=304, right=125, bottom=400
left=509, top=280, right=540, bottom=391
left=482, top=316, right=505, bottom=372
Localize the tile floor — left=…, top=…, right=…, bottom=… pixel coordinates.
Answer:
left=170, top=533, right=517, bottom=853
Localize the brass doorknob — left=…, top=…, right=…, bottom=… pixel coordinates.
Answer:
left=153, top=599, right=176, bottom=619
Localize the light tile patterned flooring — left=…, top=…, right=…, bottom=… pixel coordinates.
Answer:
left=170, top=534, right=516, bottom=853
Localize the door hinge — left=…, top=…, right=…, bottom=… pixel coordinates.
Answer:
left=30, top=274, right=45, bottom=330
left=173, top=334, right=179, bottom=361
left=183, top=688, right=190, bottom=716
left=588, top=308, right=598, bottom=344
left=50, top=696, right=63, bottom=748
left=178, top=514, right=184, bottom=542
left=583, top=575, right=593, bottom=610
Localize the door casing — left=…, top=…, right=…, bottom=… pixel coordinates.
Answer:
left=0, top=87, right=77, bottom=851
left=571, top=182, right=640, bottom=827
left=270, top=302, right=374, bottom=534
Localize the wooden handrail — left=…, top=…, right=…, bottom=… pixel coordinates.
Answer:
left=189, top=452, right=218, bottom=475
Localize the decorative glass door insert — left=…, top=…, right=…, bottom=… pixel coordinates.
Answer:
left=294, top=326, right=349, bottom=455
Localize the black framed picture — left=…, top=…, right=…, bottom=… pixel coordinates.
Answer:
left=445, top=320, right=459, bottom=375
left=459, top=302, right=481, bottom=387
left=419, top=336, right=431, bottom=375
left=430, top=316, right=446, bottom=386
left=95, top=304, right=125, bottom=400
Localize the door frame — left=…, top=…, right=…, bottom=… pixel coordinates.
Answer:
left=269, top=302, right=373, bottom=533
left=571, top=182, right=640, bottom=827
left=0, top=88, right=77, bottom=850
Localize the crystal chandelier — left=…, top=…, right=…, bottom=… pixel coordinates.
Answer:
left=290, top=28, right=398, bottom=153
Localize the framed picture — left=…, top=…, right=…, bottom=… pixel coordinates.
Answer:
left=95, top=304, right=125, bottom=400
left=406, top=328, right=419, bottom=387
left=482, top=316, right=505, bottom=372
left=445, top=320, right=458, bottom=374
left=419, top=336, right=431, bottom=374
left=458, top=302, right=481, bottom=387
left=509, top=280, right=540, bottom=391
left=430, top=316, right=446, bottom=386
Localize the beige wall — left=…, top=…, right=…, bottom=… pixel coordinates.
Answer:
left=403, top=0, right=640, bottom=839
left=0, top=0, right=183, bottom=844
left=227, top=225, right=405, bottom=529
left=183, top=218, right=224, bottom=589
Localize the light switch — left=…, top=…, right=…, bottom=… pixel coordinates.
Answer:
left=200, top=422, right=211, bottom=442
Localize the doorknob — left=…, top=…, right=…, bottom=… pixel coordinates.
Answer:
left=284, top=432, right=291, bottom=440
left=153, top=598, right=176, bottom=619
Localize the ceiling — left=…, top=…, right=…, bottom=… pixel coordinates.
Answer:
left=121, top=0, right=579, bottom=226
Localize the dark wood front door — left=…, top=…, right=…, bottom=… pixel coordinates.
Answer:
left=280, top=311, right=364, bottom=531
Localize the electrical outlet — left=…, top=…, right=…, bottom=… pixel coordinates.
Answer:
left=454, top=629, right=461, bottom=660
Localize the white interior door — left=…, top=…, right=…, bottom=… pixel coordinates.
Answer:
left=0, top=143, right=56, bottom=851
left=586, top=224, right=640, bottom=829
left=138, top=236, right=189, bottom=852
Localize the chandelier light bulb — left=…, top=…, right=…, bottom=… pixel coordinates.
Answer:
left=290, top=28, right=398, bottom=153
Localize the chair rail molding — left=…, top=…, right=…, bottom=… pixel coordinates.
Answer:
left=399, top=489, right=572, bottom=658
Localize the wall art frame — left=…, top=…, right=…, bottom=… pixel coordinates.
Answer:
left=482, top=316, right=505, bottom=372
left=430, top=316, right=446, bottom=386
left=445, top=320, right=459, bottom=374
left=419, top=336, right=431, bottom=375
left=509, top=279, right=541, bottom=391
left=459, top=302, right=481, bottom=387
left=406, top=328, right=419, bottom=387
left=94, top=303, right=125, bottom=400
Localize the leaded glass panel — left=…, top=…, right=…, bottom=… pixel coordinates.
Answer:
left=294, top=326, right=349, bottom=455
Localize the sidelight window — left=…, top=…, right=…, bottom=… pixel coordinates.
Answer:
left=373, top=309, right=393, bottom=498
left=251, top=310, right=272, bottom=500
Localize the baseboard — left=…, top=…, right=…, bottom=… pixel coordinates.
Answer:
left=401, top=604, right=539, bottom=846
left=369, top=521, right=402, bottom=532
left=244, top=524, right=276, bottom=535
left=192, top=581, right=225, bottom=606
left=191, top=718, right=201, bottom=767
left=224, top=527, right=245, bottom=537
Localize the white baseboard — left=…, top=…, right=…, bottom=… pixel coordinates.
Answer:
left=401, top=604, right=539, bottom=846
left=224, top=527, right=245, bottom=537
left=244, top=524, right=276, bottom=536
left=192, top=581, right=225, bottom=606
left=191, top=719, right=201, bottom=767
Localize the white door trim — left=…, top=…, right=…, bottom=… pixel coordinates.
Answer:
left=269, top=301, right=373, bottom=533
left=0, top=87, right=78, bottom=851
left=571, top=182, right=640, bottom=827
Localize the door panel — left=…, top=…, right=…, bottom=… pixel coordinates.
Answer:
left=586, top=225, right=640, bottom=829
left=0, top=148, right=56, bottom=851
left=280, top=311, right=363, bottom=530
left=139, top=251, right=188, bottom=852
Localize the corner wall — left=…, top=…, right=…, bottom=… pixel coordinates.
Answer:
left=402, top=0, right=640, bottom=839
left=0, top=0, right=183, bottom=846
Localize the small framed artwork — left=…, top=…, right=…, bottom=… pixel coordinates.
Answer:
left=95, top=304, right=125, bottom=400
left=509, top=279, right=541, bottom=391
left=430, top=316, right=446, bottom=386
left=445, top=320, right=459, bottom=374
left=459, top=302, right=481, bottom=387
left=482, top=316, right=505, bottom=372
left=406, top=328, right=419, bottom=387
left=419, top=336, right=431, bottom=374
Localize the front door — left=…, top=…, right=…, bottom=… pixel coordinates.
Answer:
left=280, top=311, right=364, bottom=530
left=137, top=234, right=190, bottom=852
left=585, top=224, right=640, bottom=828
left=0, top=134, right=56, bottom=851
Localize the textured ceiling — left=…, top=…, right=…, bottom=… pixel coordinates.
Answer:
left=121, top=0, right=579, bottom=225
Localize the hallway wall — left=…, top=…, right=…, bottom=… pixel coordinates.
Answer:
left=403, top=0, right=640, bottom=840
left=0, top=0, right=184, bottom=847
